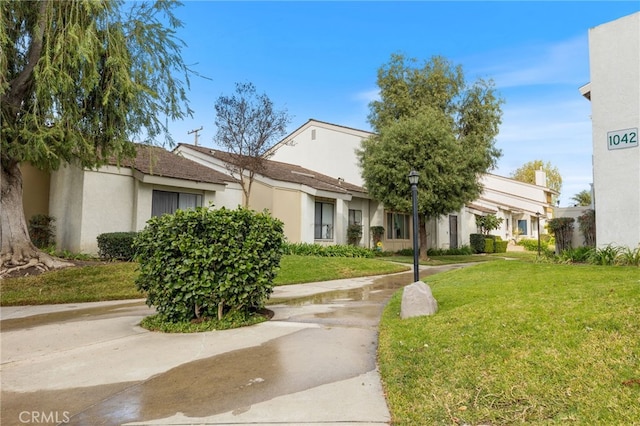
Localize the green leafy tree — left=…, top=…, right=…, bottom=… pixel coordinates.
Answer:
left=571, top=189, right=592, bottom=207
left=511, top=160, right=562, bottom=203
left=1, top=0, right=192, bottom=274
left=358, top=54, right=503, bottom=258
left=476, top=214, right=504, bottom=235
left=214, top=82, right=291, bottom=207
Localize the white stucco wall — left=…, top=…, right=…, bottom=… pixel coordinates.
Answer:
left=271, top=121, right=372, bottom=186
left=588, top=12, right=640, bottom=249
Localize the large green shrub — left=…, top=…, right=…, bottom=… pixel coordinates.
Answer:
left=134, top=207, right=284, bottom=323
left=470, top=233, right=486, bottom=253
left=97, top=232, right=138, bottom=260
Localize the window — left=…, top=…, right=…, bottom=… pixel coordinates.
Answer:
left=517, top=219, right=528, bottom=236
left=152, top=190, right=202, bottom=217
left=348, top=209, right=362, bottom=226
left=314, top=202, right=334, bottom=239
left=387, top=212, right=410, bottom=240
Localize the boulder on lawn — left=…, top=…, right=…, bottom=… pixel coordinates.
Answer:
left=400, top=281, right=438, bottom=319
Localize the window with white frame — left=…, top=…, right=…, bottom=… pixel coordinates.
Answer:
left=386, top=212, right=410, bottom=240
left=314, top=201, right=334, bottom=239
left=152, top=190, right=202, bottom=217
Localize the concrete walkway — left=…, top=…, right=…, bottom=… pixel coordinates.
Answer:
left=1, top=265, right=465, bottom=425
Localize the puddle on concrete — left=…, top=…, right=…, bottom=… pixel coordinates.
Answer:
left=2, top=326, right=377, bottom=425
left=1, top=263, right=472, bottom=425
left=0, top=301, right=149, bottom=332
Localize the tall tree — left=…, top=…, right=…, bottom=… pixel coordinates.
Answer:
left=358, top=54, right=503, bottom=258
left=214, top=82, right=291, bottom=207
left=571, top=189, right=592, bottom=207
left=1, top=0, right=192, bottom=275
left=511, top=160, right=562, bottom=202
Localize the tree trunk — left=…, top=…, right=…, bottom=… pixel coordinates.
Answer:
left=419, top=214, right=429, bottom=260
left=1, top=161, right=71, bottom=276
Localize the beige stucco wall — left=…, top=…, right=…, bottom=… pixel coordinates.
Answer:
left=589, top=12, right=640, bottom=249
left=272, top=188, right=301, bottom=242
left=21, top=163, right=50, bottom=221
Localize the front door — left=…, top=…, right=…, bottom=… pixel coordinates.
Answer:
left=449, top=215, right=458, bottom=249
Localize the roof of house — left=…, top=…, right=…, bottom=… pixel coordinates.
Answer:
left=109, top=144, right=230, bottom=185
left=179, top=144, right=367, bottom=195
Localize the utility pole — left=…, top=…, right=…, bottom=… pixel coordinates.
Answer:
left=188, top=126, right=203, bottom=146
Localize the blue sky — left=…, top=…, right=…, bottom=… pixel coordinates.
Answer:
left=166, top=1, right=639, bottom=206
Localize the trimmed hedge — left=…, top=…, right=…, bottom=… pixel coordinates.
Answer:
left=283, top=242, right=374, bottom=258
left=494, top=240, right=508, bottom=253
left=97, top=232, right=138, bottom=260
left=134, top=207, right=284, bottom=323
left=484, top=238, right=495, bottom=253
left=470, top=234, right=486, bottom=254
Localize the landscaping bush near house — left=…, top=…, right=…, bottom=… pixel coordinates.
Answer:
left=469, top=233, right=486, bottom=254
left=134, top=207, right=285, bottom=323
left=28, top=214, right=56, bottom=249
left=283, top=242, right=374, bottom=258
left=97, top=232, right=138, bottom=261
left=346, top=224, right=363, bottom=246
left=396, top=246, right=473, bottom=257
left=484, top=237, right=495, bottom=253
left=494, top=240, right=508, bottom=253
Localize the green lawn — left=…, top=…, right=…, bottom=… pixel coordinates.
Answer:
left=378, top=261, right=640, bottom=425
left=0, top=255, right=409, bottom=306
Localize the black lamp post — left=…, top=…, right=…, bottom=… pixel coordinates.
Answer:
left=536, top=211, right=542, bottom=257
left=409, top=170, right=420, bottom=282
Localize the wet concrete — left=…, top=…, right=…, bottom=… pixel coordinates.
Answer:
left=1, top=265, right=468, bottom=425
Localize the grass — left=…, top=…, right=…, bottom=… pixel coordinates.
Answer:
left=274, top=255, right=409, bottom=285
left=378, top=261, right=640, bottom=425
left=0, top=255, right=410, bottom=306
left=140, top=310, right=268, bottom=333
left=0, top=262, right=140, bottom=305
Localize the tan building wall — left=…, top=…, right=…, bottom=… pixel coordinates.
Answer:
left=272, top=188, right=301, bottom=242
left=20, top=163, right=50, bottom=221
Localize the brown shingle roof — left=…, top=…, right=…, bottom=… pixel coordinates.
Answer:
left=109, top=144, right=229, bottom=185
left=180, top=144, right=366, bottom=195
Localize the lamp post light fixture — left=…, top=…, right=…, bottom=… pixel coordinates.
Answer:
left=409, top=170, right=420, bottom=282
left=536, top=211, right=542, bottom=257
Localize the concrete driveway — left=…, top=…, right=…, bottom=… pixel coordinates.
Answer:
left=1, top=265, right=466, bottom=425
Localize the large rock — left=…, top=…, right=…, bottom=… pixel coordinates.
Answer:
left=400, top=281, right=438, bottom=319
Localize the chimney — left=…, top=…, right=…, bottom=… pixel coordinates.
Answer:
left=535, top=168, right=547, bottom=187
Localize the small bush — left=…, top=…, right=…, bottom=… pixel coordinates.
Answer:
left=470, top=234, right=486, bottom=254
left=283, top=242, right=374, bottom=258
left=425, top=246, right=474, bottom=256
left=28, top=214, right=56, bottom=249
left=494, top=240, right=508, bottom=253
left=519, top=238, right=540, bottom=251
left=588, top=245, right=622, bottom=266
left=484, top=238, right=495, bottom=254
left=617, top=245, right=640, bottom=266
left=134, top=207, right=284, bottom=323
left=347, top=224, right=363, bottom=246
left=559, top=247, right=594, bottom=263
left=97, top=232, right=138, bottom=261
